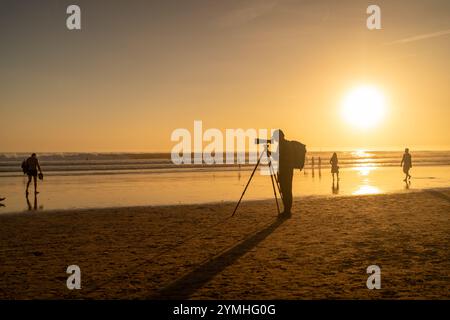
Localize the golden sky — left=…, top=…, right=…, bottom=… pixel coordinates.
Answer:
left=1, top=0, right=449, bottom=152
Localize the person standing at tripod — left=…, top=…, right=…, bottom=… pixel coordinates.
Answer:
left=272, top=129, right=294, bottom=218
left=232, top=129, right=305, bottom=218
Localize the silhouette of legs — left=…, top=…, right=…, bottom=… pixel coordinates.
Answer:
left=404, top=179, right=411, bottom=189
left=403, top=168, right=411, bottom=182
left=403, top=171, right=411, bottom=182
left=279, top=169, right=293, bottom=215
left=26, top=175, right=38, bottom=196
left=332, top=172, right=339, bottom=181
left=34, top=175, right=38, bottom=194
left=26, top=176, right=31, bottom=195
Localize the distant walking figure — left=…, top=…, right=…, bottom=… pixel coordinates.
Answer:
left=401, top=148, right=412, bottom=182
left=318, top=156, right=322, bottom=178
left=330, top=152, right=339, bottom=181
left=23, top=153, right=43, bottom=196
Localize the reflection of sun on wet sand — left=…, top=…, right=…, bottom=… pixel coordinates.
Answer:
left=0, top=189, right=449, bottom=299
left=353, top=185, right=380, bottom=195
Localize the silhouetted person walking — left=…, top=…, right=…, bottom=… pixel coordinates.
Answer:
left=273, top=130, right=294, bottom=217
left=401, top=148, right=412, bottom=182
left=24, top=153, right=43, bottom=196
left=319, top=157, right=322, bottom=178
left=330, top=152, right=339, bottom=181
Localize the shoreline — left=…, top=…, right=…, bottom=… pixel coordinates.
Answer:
left=1, top=165, right=450, bottom=214
left=0, top=189, right=449, bottom=299
left=1, top=186, right=449, bottom=217
left=1, top=163, right=450, bottom=178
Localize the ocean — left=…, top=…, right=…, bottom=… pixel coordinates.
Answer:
left=1, top=150, right=450, bottom=176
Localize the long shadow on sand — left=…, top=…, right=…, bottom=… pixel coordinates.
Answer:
left=152, top=215, right=289, bottom=299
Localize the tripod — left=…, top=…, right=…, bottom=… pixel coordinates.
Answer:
left=232, top=144, right=283, bottom=217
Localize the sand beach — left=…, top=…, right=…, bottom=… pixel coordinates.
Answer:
left=0, top=189, right=448, bottom=299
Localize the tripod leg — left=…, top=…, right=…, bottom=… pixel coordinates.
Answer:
left=272, top=169, right=284, bottom=207
left=273, top=171, right=282, bottom=197
left=269, top=169, right=281, bottom=214
left=267, top=157, right=282, bottom=214
left=267, top=155, right=282, bottom=196
left=231, top=151, right=264, bottom=217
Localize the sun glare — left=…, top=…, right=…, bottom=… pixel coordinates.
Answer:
left=342, top=85, right=386, bottom=129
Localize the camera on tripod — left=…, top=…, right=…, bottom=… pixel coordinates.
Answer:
left=233, top=137, right=282, bottom=217
left=255, top=138, right=272, bottom=145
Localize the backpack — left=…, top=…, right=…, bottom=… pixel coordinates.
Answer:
left=289, top=141, right=307, bottom=170
left=21, top=159, right=28, bottom=174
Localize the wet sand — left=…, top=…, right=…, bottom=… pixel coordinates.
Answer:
left=1, top=165, right=450, bottom=214
left=0, top=189, right=449, bottom=299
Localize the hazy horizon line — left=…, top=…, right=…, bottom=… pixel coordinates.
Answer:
left=1, top=148, right=450, bottom=154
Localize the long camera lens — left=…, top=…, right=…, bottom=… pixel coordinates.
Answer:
left=255, top=138, right=272, bottom=144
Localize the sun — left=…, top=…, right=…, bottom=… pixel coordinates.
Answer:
left=341, top=85, right=386, bottom=129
